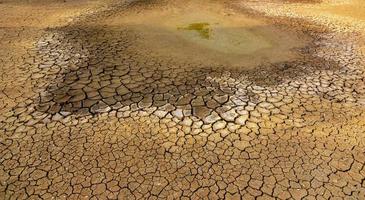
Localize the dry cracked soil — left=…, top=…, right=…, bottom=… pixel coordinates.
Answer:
left=1, top=0, right=365, bottom=199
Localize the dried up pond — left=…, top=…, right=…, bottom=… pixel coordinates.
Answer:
left=1, top=0, right=365, bottom=199
left=105, top=0, right=310, bottom=68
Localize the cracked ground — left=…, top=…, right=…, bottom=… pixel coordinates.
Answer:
left=1, top=0, right=365, bottom=199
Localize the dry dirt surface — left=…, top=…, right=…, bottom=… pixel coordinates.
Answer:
left=1, top=0, right=365, bottom=199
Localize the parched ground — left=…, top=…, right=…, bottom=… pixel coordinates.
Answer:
left=1, top=0, right=365, bottom=199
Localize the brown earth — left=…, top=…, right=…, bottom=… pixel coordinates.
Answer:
left=1, top=0, right=365, bottom=199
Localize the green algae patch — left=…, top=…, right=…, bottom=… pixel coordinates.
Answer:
left=178, top=23, right=211, bottom=39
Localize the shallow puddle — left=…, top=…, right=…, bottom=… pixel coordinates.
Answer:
left=106, top=0, right=310, bottom=68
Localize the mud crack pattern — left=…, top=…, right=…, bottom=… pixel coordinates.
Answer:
left=1, top=0, right=365, bottom=199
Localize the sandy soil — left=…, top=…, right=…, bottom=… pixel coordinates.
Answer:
left=315, top=0, right=365, bottom=20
